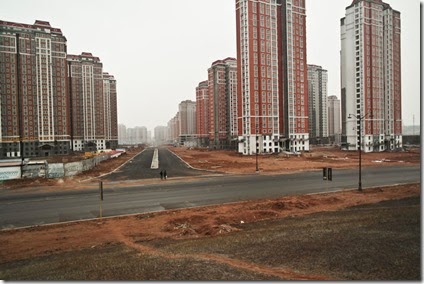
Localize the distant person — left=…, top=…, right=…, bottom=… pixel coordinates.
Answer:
left=164, top=169, right=167, bottom=180
left=159, top=170, right=163, bottom=180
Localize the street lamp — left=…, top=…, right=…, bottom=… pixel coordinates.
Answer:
left=348, top=113, right=371, bottom=191
left=256, top=133, right=259, bottom=172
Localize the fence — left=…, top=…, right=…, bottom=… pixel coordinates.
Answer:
left=0, top=153, right=112, bottom=181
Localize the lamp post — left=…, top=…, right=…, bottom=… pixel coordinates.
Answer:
left=348, top=113, right=370, bottom=191
left=256, top=133, right=259, bottom=172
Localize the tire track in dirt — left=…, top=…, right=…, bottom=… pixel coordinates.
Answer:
left=109, top=226, right=330, bottom=280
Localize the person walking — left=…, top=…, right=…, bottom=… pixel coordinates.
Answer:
left=164, top=169, right=167, bottom=180
left=159, top=170, right=163, bottom=180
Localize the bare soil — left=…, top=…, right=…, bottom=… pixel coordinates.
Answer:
left=170, top=145, right=420, bottom=174
left=0, top=183, right=420, bottom=280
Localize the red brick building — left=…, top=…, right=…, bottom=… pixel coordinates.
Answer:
left=103, top=72, right=118, bottom=149
left=341, top=0, right=402, bottom=152
left=0, top=20, right=70, bottom=158
left=236, top=0, right=309, bottom=155
left=196, top=80, right=209, bottom=146
left=207, top=58, right=238, bottom=149
left=67, top=52, right=105, bottom=152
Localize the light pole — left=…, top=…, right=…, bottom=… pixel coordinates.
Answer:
left=348, top=113, right=370, bottom=191
left=256, top=133, right=259, bottom=172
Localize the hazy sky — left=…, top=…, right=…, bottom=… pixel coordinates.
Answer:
left=1, top=0, right=421, bottom=132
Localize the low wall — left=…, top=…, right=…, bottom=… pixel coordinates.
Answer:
left=0, top=153, right=111, bottom=181
left=0, top=167, right=21, bottom=181
left=22, top=164, right=46, bottom=178
left=47, top=163, right=65, bottom=179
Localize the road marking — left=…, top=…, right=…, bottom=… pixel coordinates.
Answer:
left=151, top=148, right=159, bottom=169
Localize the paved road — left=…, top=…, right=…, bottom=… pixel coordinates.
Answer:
left=104, top=147, right=206, bottom=181
left=0, top=165, right=419, bottom=230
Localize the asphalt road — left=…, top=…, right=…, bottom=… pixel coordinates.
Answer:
left=0, top=164, right=419, bottom=230
left=104, top=147, right=205, bottom=181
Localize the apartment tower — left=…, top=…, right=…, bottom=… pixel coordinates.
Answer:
left=196, top=80, right=209, bottom=146
left=207, top=57, right=238, bottom=149
left=0, top=20, right=71, bottom=158
left=118, top=123, right=127, bottom=145
left=307, top=65, right=328, bottom=141
left=341, top=0, right=402, bottom=152
left=67, top=52, right=105, bottom=152
left=178, top=100, right=196, bottom=145
left=327, top=95, right=341, bottom=144
left=236, top=0, right=309, bottom=155
left=102, top=72, right=118, bottom=149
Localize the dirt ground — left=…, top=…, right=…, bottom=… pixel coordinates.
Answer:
left=170, top=145, right=421, bottom=174
left=0, top=145, right=421, bottom=280
left=0, top=183, right=420, bottom=280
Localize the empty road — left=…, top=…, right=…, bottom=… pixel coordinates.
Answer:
left=0, top=164, right=419, bottom=229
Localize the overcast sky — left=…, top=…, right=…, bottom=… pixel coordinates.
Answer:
left=1, top=0, right=420, bottom=132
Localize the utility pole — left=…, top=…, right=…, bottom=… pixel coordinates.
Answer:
left=348, top=113, right=372, bottom=191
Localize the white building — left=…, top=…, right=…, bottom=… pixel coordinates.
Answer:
left=307, top=65, right=328, bottom=140
left=328, top=95, right=341, bottom=144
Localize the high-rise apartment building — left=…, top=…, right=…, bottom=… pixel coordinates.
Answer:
left=118, top=123, right=127, bottom=145
left=67, top=52, right=105, bottom=152
left=154, top=126, right=168, bottom=145
left=0, top=20, right=71, bottom=158
left=178, top=100, right=196, bottom=145
left=207, top=58, right=238, bottom=149
left=328, top=95, right=341, bottom=144
left=125, top=126, right=148, bottom=145
left=196, top=80, right=209, bottom=146
left=236, top=0, right=309, bottom=155
left=307, top=65, right=328, bottom=140
left=341, top=0, right=402, bottom=152
left=167, top=113, right=180, bottom=144
left=103, top=72, right=118, bottom=149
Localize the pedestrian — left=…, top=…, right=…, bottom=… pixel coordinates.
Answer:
left=164, top=169, right=167, bottom=180
left=159, top=170, right=163, bottom=180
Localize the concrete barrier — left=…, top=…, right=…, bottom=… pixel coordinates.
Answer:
left=47, top=163, right=64, bottom=179
left=64, top=161, right=83, bottom=177
left=0, top=153, right=114, bottom=181
left=0, top=167, right=21, bottom=181
left=22, top=163, right=46, bottom=178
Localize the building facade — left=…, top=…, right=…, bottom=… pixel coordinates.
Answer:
left=178, top=100, right=196, bottom=145
left=341, top=0, right=402, bottom=152
left=102, top=72, right=118, bottom=149
left=207, top=57, right=238, bottom=149
left=196, top=80, right=209, bottom=146
left=0, top=20, right=71, bottom=158
left=236, top=0, right=309, bottom=155
left=67, top=52, right=105, bottom=152
left=118, top=123, right=127, bottom=145
left=307, top=65, right=328, bottom=141
left=167, top=113, right=180, bottom=144
left=154, top=126, right=168, bottom=145
left=327, top=95, right=341, bottom=144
